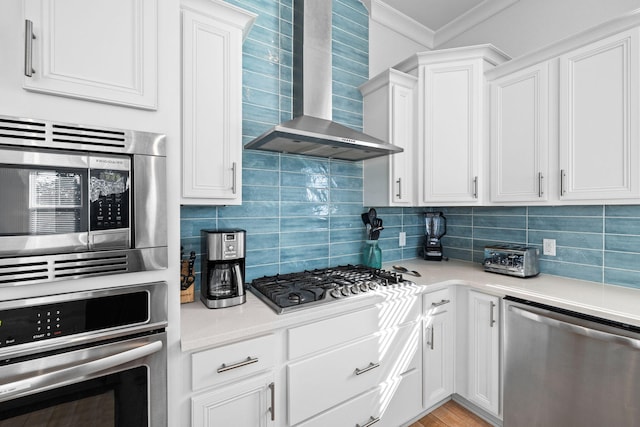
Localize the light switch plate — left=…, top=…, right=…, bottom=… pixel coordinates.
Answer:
left=399, top=232, right=406, bottom=247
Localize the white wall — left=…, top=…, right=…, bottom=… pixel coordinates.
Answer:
left=437, top=0, right=640, bottom=58
left=369, top=19, right=431, bottom=76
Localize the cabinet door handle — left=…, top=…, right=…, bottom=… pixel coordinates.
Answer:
left=473, top=176, right=478, bottom=199
left=24, top=19, right=36, bottom=77
left=426, top=325, right=435, bottom=350
left=560, top=169, right=566, bottom=196
left=217, top=356, right=258, bottom=373
left=396, top=177, right=402, bottom=199
left=356, top=416, right=380, bottom=427
left=431, top=299, right=450, bottom=308
left=354, top=362, right=380, bottom=376
left=538, top=172, right=544, bottom=197
left=231, top=162, right=237, bottom=194
left=490, top=301, right=496, bottom=327
left=268, top=382, right=275, bottom=421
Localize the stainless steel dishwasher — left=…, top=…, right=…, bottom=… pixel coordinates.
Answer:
left=504, top=296, right=640, bottom=427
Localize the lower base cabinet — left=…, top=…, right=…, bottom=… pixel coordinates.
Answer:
left=296, top=368, right=422, bottom=427
left=423, top=288, right=454, bottom=409
left=191, top=371, right=276, bottom=427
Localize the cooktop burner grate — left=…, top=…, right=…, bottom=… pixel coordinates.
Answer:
left=249, top=264, right=408, bottom=314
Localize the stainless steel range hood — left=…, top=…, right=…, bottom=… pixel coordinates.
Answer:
left=243, top=0, right=402, bottom=161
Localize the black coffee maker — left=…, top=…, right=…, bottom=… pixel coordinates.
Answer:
left=201, top=229, right=246, bottom=309
left=423, top=212, right=446, bottom=261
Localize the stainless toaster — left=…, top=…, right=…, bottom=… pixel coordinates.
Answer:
left=483, top=244, right=540, bottom=277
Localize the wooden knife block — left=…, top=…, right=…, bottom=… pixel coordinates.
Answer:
left=180, top=259, right=195, bottom=304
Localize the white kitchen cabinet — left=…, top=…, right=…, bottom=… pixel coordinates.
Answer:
left=360, top=69, right=417, bottom=206
left=192, top=371, right=275, bottom=427
left=467, top=290, right=500, bottom=416
left=189, top=334, right=278, bottom=427
left=287, top=295, right=421, bottom=426
left=395, top=46, right=510, bottom=205
left=23, top=0, right=158, bottom=109
left=422, top=288, right=454, bottom=410
left=489, top=62, right=552, bottom=203
left=558, top=28, right=640, bottom=201
left=180, top=0, right=255, bottom=205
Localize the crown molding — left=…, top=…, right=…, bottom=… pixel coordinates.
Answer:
left=434, top=0, right=520, bottom=47
left=360, top=0, right=435, bottom=49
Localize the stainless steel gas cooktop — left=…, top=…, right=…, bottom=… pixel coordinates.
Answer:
left=248, top=264, right=414, bottom=314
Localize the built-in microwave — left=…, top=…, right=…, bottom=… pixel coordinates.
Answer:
left=0, top=115, right=167, bottom=287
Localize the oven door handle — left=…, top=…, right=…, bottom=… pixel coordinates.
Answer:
left=0, top=340, right=163, bottom=402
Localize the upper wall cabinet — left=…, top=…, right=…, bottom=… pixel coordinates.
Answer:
left=489, top=62, right=552, bottom=203
left=559, top=28, right=640, bottom=201
left=360, top=69, right=417, bottom=206
left=395, top=46, right=510, bottom=206
left=23, top=0, right=158, bottom=109
left=487, top=12, right=640, bottom=206
left=180, top=0, right=255, bottom=205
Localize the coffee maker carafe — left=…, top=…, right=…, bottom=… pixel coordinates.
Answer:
left=423, top=212, right=446, bottom=261
left=201, top=229, right=246, bottom=309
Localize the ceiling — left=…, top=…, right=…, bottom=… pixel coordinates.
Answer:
left=379, top=0, right=489, bottom=31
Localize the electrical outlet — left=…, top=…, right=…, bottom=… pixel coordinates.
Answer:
left=399, top=232, right=406, bottom=247
left=543, top=239, right=556, bottom=256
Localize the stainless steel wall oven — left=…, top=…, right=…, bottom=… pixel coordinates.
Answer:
left=0, top=282, right=167, bottom=427
left=0, top=115, right=167, bottom=286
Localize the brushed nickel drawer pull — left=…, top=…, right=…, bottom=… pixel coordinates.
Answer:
left=355, top=362, right=380, bottom=376
left=217, top=356, right=258, bottom=373
left=356, top=416, right=380, bottom=427
left=431, top=299, right=450, bottom=307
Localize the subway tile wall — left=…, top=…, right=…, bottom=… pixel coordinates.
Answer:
left=180, top=0, right=640, bottom=292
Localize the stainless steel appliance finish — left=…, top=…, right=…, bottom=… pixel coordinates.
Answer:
left=0, top=282, right=167, bottom=426
left=243, top=0, right=402, bottom=161
left=201, top=229, right=246, bottom=309
left=0, top=115, right=167, bottom=287
left=504, top=297, right=640, bottom=427
left=483, top=245, right=539, bottom=277
left=249, top=265, right=411, bottom=314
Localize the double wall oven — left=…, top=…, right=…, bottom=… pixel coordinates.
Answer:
left=0, top=115, right=169, bottom=427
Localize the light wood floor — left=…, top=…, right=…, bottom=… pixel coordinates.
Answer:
left=409, top=400, right=492, bottom=427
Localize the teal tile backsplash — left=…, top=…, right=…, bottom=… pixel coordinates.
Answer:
left=180, top=0, right=640, bottom=292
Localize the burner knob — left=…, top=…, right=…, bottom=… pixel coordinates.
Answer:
left=359, top=283, right=369, bottom=292
left=350, top=285, right=360, bottom=294
left=330, top=289, right=342, bottom=299
left=367, top=281, right=379, bottom=290
left=340, top=286, right=351, bottom=297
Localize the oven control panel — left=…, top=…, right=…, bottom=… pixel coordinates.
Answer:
left=0, top=292, right=148, bottom=349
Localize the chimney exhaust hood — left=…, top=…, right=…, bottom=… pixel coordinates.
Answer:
left=243, top=0, right=402, bottom=161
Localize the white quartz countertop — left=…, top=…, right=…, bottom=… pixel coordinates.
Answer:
left=181, top=259, right=640, bottom=353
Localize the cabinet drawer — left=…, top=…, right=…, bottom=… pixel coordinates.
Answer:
left=192, top=334, right=276, bottom=391
left=423, top=287, right=453, bottom=314
left=288, top=321, right=420, bottom=425
left=288, top=295, right=420, bottom=360
left=297, top=368, right=421, bottom=427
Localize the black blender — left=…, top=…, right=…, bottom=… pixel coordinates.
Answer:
left=423, top=212, right=446, bottom=261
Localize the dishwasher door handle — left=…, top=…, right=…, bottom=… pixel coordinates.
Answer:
left=509, top=305, right=640, bottom=349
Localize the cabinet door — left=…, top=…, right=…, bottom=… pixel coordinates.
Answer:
left=191, top=372, right=275, bottom=427
left=423, top=290, right=454, bottom=409
left=490, top=63, right=550, bottom=202
left=362, top=69, right=416, bottom=206
left=467, top=291, right=500, bottom=416
left=181, top=3, right=254, bottom=204
left=23, top=0, right=157, bottom=109
left=559, top=28, right=640, bottom=201
left=420, top=60, right=482, bottom=204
